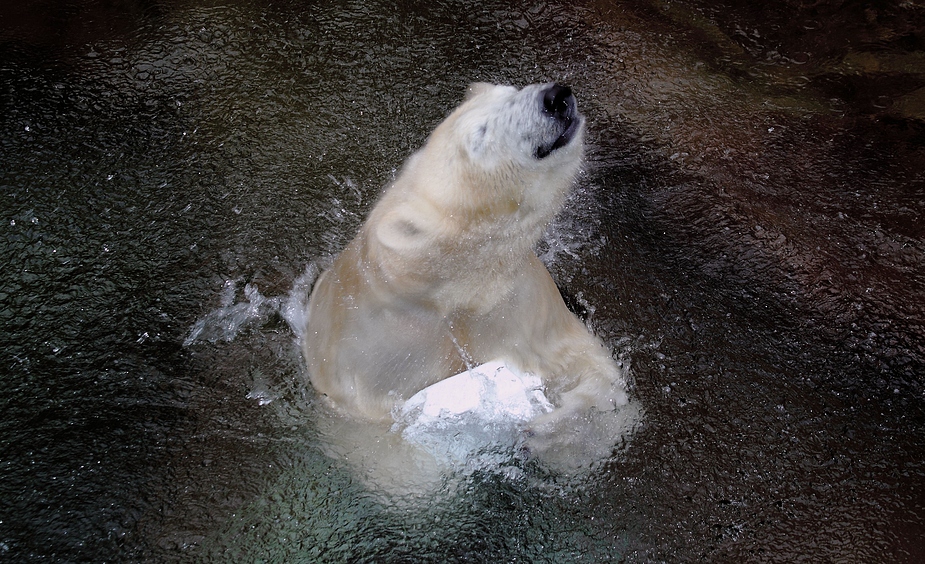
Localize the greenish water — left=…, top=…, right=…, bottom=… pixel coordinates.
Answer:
left=2, top=0, right=923, bottom=561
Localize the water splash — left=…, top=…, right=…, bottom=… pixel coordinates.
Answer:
left=280, top=263, right=321, bottom=341
left=183, top=281, right=281, bottom=346
left=183, top=263, right=321, bottom=347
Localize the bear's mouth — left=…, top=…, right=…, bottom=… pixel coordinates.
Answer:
left=535, top=116, right=581, bottom=159
left=535, top=84, right=582, bottom=159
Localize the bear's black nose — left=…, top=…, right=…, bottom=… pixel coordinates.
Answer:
left=542, top=84, right=574, bottom=119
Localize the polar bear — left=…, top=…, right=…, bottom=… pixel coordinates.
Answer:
left=303, top=82, right=628, bottom=442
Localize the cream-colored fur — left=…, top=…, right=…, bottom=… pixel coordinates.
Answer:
left=303, top=83, right=628, bottom=433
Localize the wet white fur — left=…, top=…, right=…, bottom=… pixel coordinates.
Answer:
left=303, top=83, right=628, bottom=446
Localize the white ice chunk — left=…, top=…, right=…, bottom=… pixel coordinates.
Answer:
left=392, top=360, right=553, bottom=467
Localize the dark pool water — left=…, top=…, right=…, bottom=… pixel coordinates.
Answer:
left=2, top=0, right=923, bottom=561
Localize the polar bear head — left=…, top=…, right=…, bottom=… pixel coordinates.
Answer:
left=366, top=83, right=587, bottom=300
left=394, top=83, right=586, bottom=227
left=453, top=82, right=585, bottom=164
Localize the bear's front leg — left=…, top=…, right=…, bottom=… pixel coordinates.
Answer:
left=520, top=327, right=634, bottom=472
left=480, top=257, right=632, bottom=467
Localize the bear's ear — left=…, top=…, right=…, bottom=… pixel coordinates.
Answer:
left=464, top=82, right=494, bottom=101
left=375, top=209, right=432, bottom=254
left=465, top=123, right=489, bottom=157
